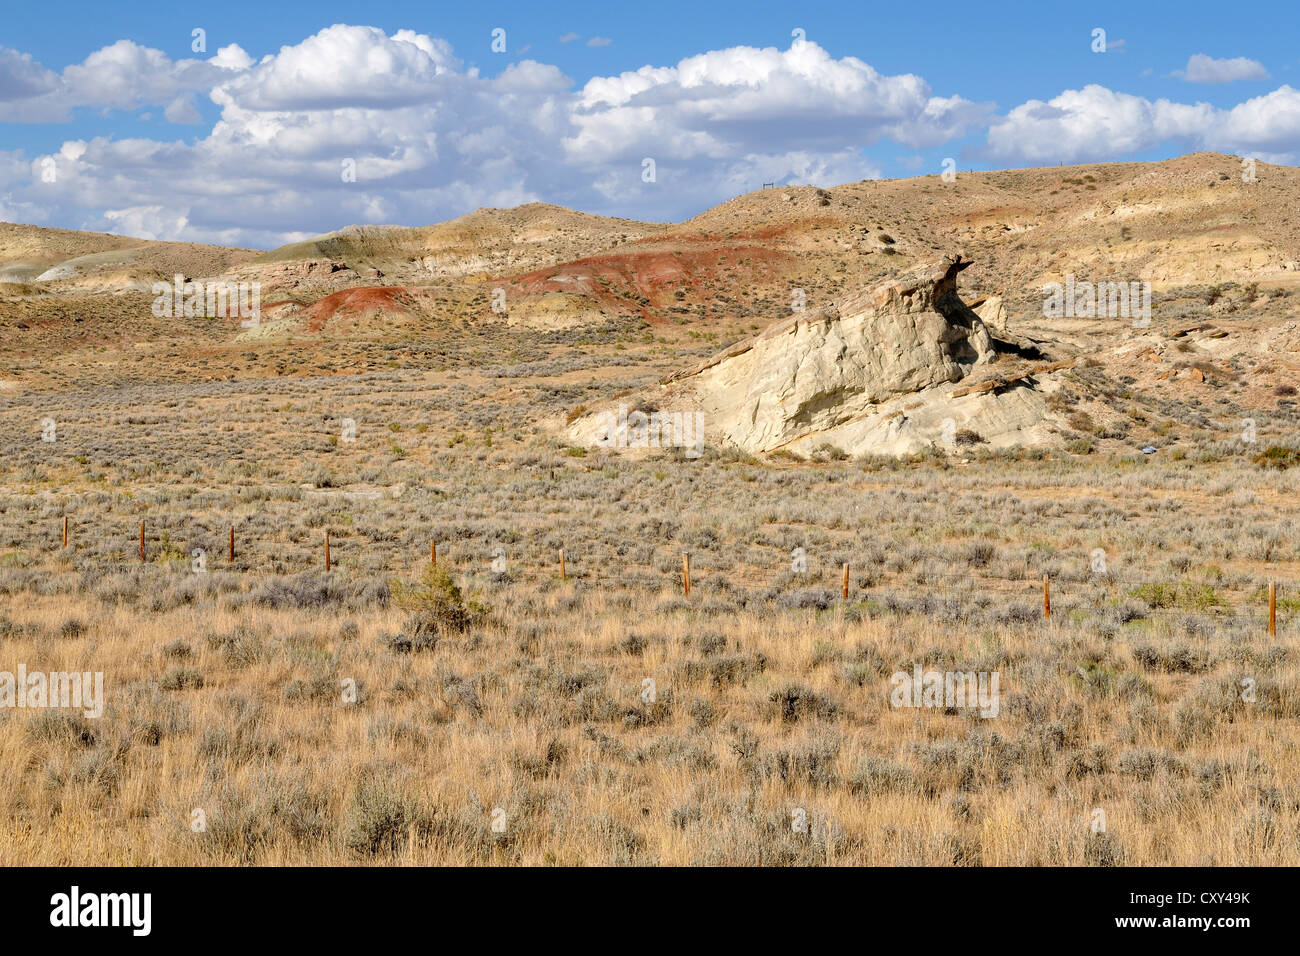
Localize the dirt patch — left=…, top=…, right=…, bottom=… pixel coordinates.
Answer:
left=495, top=244, right=792, bottom=322
left=303, top=286, right=421, bottom=332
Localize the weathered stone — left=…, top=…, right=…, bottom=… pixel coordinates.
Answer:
left=674, top=254, right=994, bottom=450
left=971, top=292, right=1008, bottom=333
left=570, top=253, right=1064, bottom=457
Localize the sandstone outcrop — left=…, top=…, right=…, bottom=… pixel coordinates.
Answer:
left=570, top=254, right=1065, bottom=457
left=970, top=292, right=1008, bottom=333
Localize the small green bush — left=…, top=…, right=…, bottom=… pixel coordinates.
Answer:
left=1254, top=446, right=1300, bottom=470
left=390, top=565, right=489, bottom=636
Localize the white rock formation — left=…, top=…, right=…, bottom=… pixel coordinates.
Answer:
left=971, top=292, right=1008, bottom=333
left=569, top=254, right=1063, bottom=458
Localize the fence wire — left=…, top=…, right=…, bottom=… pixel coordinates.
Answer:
left=17, top=516, right=1294, bottom=628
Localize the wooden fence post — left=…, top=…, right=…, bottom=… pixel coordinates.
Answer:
left=1043, top=575, right=1051, bottom=621
left=560, top=549, right=567, bottom=582
left=324, top=532, right=331, bottom=572
left=430, top=541, right=437, bottom=566
left=682, top=553, right=691, bottom=597
left=229, top=527, right=235, bottom=562
left=842, top=563, right=850, bottom=600
left=1269, top=582, right=1277, bottom=638
left=62, top=517, right=68, bottom=549
left=139, top=521, right=145, bottom=562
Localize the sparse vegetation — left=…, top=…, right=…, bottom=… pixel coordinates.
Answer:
left=3, top=153, right=1300, bottom=867
left=1254, top=446, right=1300, bottom=470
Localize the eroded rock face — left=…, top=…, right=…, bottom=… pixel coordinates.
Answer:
left=780, top=376, right=1057, bottom=457
left=567, top=253, right=1064, bottom=458
left=972, top=292, right=1008, bottom=334
left=675, top=254, right=995, bottom=450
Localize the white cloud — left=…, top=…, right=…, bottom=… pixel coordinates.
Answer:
left=6, top=24, right=1294, bottom=249
left=983, top=82, right=1300, bottom=165
left=886, top=94, right=996, bottom=149
left=587, top=37, right=612, bottom=48
left=560, top=40, right=988, bottom=213
left=1206, top=85, right=1300, bottom=156
left=211, top=44, right=255, bottom=71
left=570, top=41, right=991, bottom=162
left=984, top=85, right=1212, bottom=164
left=559, top=33, right=580, bottom=44
left=1174, top=53, right=1269, bottom=83
left=0, top=39, right=254, bottom=122
left=0, top=47, right=59, bottom=102
left=102, top=205, right=189, bottom=242
left=213, top=25, right=457, bottom=111
left=1, top=29, right=989, bottom=245
left=164, top=93, right=203, bottom=124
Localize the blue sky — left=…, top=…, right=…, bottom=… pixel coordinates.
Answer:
left=1, top=0, right=1296, bottom=247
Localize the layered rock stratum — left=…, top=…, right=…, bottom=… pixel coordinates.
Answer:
left=570, top=254, right=1068, bottom=456
left=3, top=153, right=1298, bottom=451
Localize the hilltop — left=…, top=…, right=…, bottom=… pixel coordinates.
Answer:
left=2, top=152, right=1298, bottom=457
left=4, top=153, right=1300, bottom=867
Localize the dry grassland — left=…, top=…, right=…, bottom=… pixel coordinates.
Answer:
left=2, top=360, right=1297, bottom=865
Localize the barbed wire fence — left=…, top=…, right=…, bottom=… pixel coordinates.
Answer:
left=29, top=514, right=1291, bottom=636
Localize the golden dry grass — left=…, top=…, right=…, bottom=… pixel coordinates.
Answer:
left=3, top=181, right=1300, bottom=865
left=1, top=429, right=1298, bottom=865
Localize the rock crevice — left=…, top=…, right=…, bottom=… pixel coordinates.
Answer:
left=681, top=254, right=998, bottom=451
left=573, top=253, right=1064, bottom=457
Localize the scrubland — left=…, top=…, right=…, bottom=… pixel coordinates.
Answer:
left=2, top=353, right=1298, bottom=865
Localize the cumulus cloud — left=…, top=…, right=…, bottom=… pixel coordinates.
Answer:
left=210, top=44, right=255, bottom=72
left=164, top=94, right=203, bottom=124
left=0, top=39, right=254, bottom=122
left=569, top=41, right=991, bottom=161
left=0, top=48, right=60, bottom=102
left=1173, top=53, right=1269, bottom=83
left=3, top=23, right=1294, bottom=249
left=984, top=85, right=1211, bottom=164
left=983, top=82, right=1300, bottom=165
left=0, top=27, right=988, bottom=245
left=101, top=205, right=190, bottom=242
left=1205, top=85, right=1300, bottom=157
left=561, top=39, right=989, bottom=212
left=213, top=25, right=458, bottom=110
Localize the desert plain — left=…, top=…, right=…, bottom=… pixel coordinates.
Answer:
left=1, top=152, right=1299, bottom=864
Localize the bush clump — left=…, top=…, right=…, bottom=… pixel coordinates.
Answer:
left=1254, top=446, right=1300, bottom=470
left=390, top=565, right=490, bottom=640
left=341, top=781, right=424, bottom=856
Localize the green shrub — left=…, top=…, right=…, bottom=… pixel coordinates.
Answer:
left=1132, top=582, right=1177, bottom=608
left=1131, top=582, right=1224, bottom=611
left=342, top=781, right=424, bottom=856
left=1254, top=446, right=1300, bottom=470
left=160, top=668, right=205, bottom=691
left=812, top=443, right=849, bottom=462
left=390, top=565, right=488, bottom=636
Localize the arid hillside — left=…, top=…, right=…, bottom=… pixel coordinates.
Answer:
left=6, top=154, right=1300, bottom=460
left=2, top=153, right=1300, bottom=866
left=4, top=151, right=1299, bottom=380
